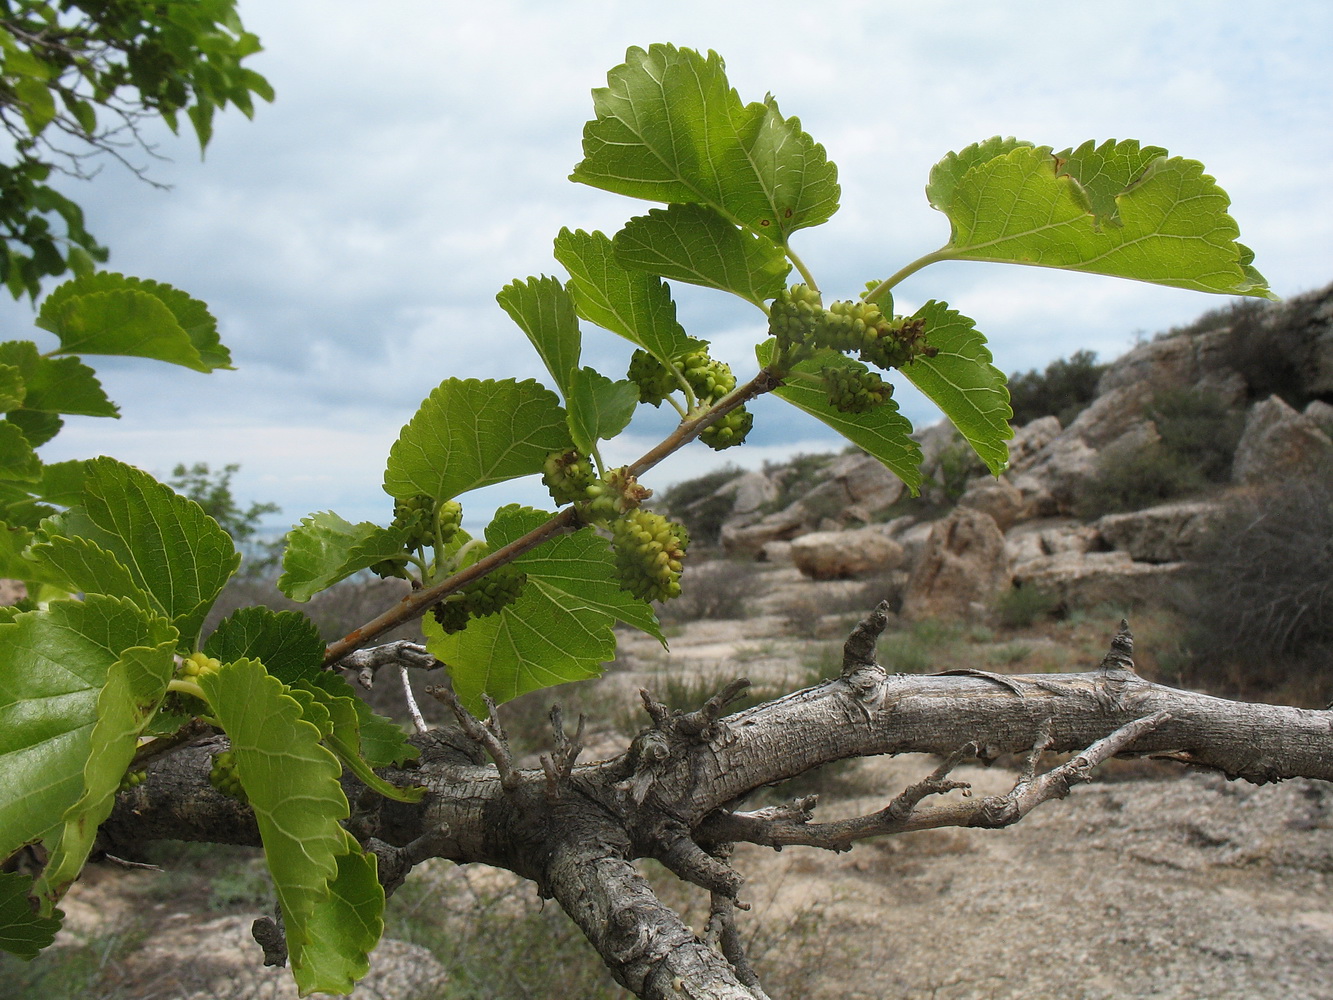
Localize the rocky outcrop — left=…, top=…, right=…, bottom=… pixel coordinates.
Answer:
left=1093, top=501, right=1225, bottom=564
left=1232, top=395, right=1333, bottom=485
left=790, top=527, right=905, bottom=580
left=1012, top=551, right=1186, bottom=609
left=901, top=508, right=1010, bottom=620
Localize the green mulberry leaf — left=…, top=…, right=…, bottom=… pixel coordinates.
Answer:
left=204, top=606, right=325, bottom=684
left=33, top=458, right=238, bottom=649
left=614, top=204, right=789, bottom=307
left=0, top=422, right=40, bottom=482
left=0, top=341, right=116, bottom=417
left=0, top=872, right=62, bottom=959
left=294, top=673, right=422, bottom=802
left=384, top=378, right=573, bottom=502
left=571, top=43, right=839, bottom=243
left=567, top=367, right=639, bottom=455
left=278, top=512, right=412, bottom=603
left=424, top=505, right=664, bottom=714
left=553, top=228, right=700, bottom=362
left=0, top=364, right=23, bottom=411
left=34, top=640, right=177, bottom=911
left=927, top=139, right=1274, bottom=298
left=495, top=276, right=582, bottom=401
left=898, top=301, right=1013, bottom=476
left=36, top=273, right=232, bottom=372
left=0, top=596, right=176, bottom=866
left=759, top=342, right=922, bottom=493
left=199, top=658, right=382, bottom=995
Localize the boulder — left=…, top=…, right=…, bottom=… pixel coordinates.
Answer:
left=1094, top=500, right=1225, bottom=563
left=1004, top=519, right=1101, bottom=568
left=958, top=475, right=1026, bottom=531
left=901, top=508, right=1010, bottom=620
left=1063, top=384, right=1157, bottom=450
left=1013, top=551, right=1186, bottom=609
left=827, top=451, right=906, bottom=515
left=722, top=471, right=777, bottom=517
left=1305, top=399, right=1333, bottom=440
left=721, top=503, right=811, bottom=558
left=1007, top=416, right=1062, bottom=472
left=1232, top=395, right=1333, bottom=485
left=790, top=527, right=905, bottom=580
left=0, top=579, right=24, bottom=605
left=1096, top=327, right=1248, bottom=405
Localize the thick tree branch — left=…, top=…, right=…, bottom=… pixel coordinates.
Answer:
left=103, top=618, right=1333, bottom=1000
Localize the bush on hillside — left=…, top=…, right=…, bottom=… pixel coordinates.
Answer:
left=1007, top=349, right=1108, bottom=427
left=1176, top=463, right=1333, bottom=703
left=1074, top=387, right=1243, bottom=518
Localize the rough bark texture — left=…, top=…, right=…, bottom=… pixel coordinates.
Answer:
left=100, top=615, right=1333, bottom=1000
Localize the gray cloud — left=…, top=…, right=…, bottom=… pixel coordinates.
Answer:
left=2, top=0, right=1328, bottom=529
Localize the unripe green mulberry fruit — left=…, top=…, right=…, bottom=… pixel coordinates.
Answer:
left=679, top=350, right=735, bottom=403
left=820, top=366, right=894, bottom=414
left=461, top=565, right=528, bottom=617
left=700, top=405, right=753, bottom=450
left=858, top=316, right=937, bottom=372
left=209, top=750, right=247, bottom=804
left=118, top=769, right=147, bottom=792
left=627, top=349, right=679, bottom=406
left=435, top=500, right=464, bottom=545
left=580, top=467, right=652, bottom=525
left=768, top=284, right=823, bottom=358
left=611, top=509, right=689, bottom=603
left=430, top=565, right=529, bottom=634
left=430, top=599, right=471, bottom=634
left=543, top=448, right=596, bottom=505
left=393, top=494, right=437, bottom=548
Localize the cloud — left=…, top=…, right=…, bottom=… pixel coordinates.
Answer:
left=2, top=0, right=1328, bottom=528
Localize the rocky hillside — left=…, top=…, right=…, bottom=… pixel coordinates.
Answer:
left=667, top=282, right=1333, bottom=624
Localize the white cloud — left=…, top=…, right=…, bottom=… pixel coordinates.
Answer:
left=2, top=0, right=1328, bottom=526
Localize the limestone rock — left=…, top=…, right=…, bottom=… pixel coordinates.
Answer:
left=1007, top=416, right=1062, bottom=472
left=1097, top=327, right=1248, bottom=405
left=1232, top=395, right=1333, bottom=485
left=1013, top=551, right=1186, bottom=609
left=1094, top=500, right=1225, bottom=563
left=721, top=503, right=811, bottom=558
left=0, top=578, right=25, bottom=605
left=790, top=527, right=905, bottom=580
left=1004, top=519, right=1102, bottom=568
left=958, top=475, right=1026, bottom=531
left=1304, top=399, right=1333, bottom=439
left=901, top=509, right=1010, bottom=620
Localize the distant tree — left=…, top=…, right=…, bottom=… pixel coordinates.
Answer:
left=167, top=461, right=280, bottom=570
left=0, top=0, right=271, bottom=297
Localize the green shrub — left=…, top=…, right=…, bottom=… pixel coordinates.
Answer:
left=1145, top=386, right=1243, bottom=483
left=994, top=585, right=1059, bottom=628
left=1007, top=349, right=1108, bottom=427
left=1073, top=439, right=1207, bottom=518
left=1074, top=386, right=1245, bottom=517
left=764, top=452, right=836, bottom=511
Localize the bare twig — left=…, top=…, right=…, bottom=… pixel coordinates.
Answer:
left=425, top=686, right=520, bottom=791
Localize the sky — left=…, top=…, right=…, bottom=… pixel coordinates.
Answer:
left=4, top=1, right=1330, bottom=532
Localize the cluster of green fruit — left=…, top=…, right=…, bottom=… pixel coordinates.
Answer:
left=769, top=284, right=937, bottom=413
left=208, top=750, right=247, bottom=804
left=179, top=651, right=221, bottom=678
left=610, top=508, right=689, bottom=603
left=627, top=346, right=752, bottom=451
left=430, top=562, right=529, bottom=634
left=541, top=450, right=690, bottom=605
